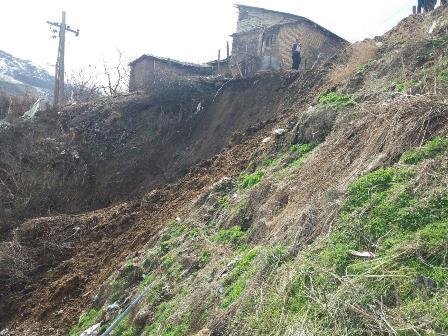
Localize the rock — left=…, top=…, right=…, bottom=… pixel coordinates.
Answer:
left=195, top=329, right=211, bottom=336
left=80, top=323, right=101, bottom=336
left=272, top=128, right=287, bottom=135
left=107, top=301, right=120, bottom=312
left=261, top=137, right=271, bottom=143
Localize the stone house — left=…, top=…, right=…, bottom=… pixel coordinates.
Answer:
left=230, top=5, right=347, bottom=76
left=129, top=55, right=213, bottom=92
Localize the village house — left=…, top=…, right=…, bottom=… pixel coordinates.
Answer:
left=230, top=5, right=348, bottom=76
left=128, top=55, right=213, bottom=92
left=129, top=5, right=348, bottom=92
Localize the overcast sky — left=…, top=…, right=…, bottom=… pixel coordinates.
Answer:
left=1, top=0, right=425, bottom=75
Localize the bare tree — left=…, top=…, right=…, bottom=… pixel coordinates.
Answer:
left=101, top=49, right=130, bottom=96
left=67, top=50, right=130, bottom=102
left=67, top=66, right=102, bottom=103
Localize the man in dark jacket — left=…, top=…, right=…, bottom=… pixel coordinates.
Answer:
left=417, top=0, right=428, bottom=12
left=427, top=0, right=436, bottom=10
left=291, top=38, right=301, bottom=70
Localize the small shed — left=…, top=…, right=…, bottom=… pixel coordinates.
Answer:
left=129, top=55, right=213, bottom=92
left=230, top=5, right=348, bottom=76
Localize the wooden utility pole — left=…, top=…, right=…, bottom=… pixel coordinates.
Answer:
left=226, top=41, right=230, bottom=59
left=217, top=49, right=221, bottom=74
left=47, top=11, right=79, bottom=106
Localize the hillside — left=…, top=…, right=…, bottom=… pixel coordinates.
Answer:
left=1, top=7, right=448, bottom=336
left=0, top=50, right=53, bottom=97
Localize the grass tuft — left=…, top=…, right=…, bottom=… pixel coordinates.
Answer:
left=318, top=92, right=355, bottom=110
left=400, top=136, right=448, bottom=164
left=239, top=170, right=263, bottom=189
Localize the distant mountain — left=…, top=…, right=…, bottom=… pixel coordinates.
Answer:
left=0, top=50, right=53, bottom=97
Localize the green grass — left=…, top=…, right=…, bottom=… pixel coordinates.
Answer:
left=239, top=137, right=448, bottom=335
left=217, top=195, right=231, bottom=209
left=199, top=250, right=211, bottom=264
left=144, top=300, right=191, bottom=336
left=289, top=143, right=315, bottom=155
left=318, top=92, right=355, bottom=110
left=440, top=69, right=448, bottom=82
left=222, top=248, right=259, bottom=308
left=216, top=226, right=246, bottom=247
left=400, top=136, right=448, bottom=164
left=394, top=80, right=417, bottom=92
left=112, top=317, right=137, bottom=336
left=239, top=170, right=263, bottom=189
left=286, top=143, right=317, bottom=169
left=68, top=308, right=100, bottom=336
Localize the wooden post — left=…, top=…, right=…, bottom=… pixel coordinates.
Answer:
left=217, top=49, right=221, bottom=74
left=226, top=41, right=230, bottom=59
left=47, top=11, right=79, bottom=106
left=412, top=5, right=417, bottom=14
left=57, top=11, right=66, bottom=105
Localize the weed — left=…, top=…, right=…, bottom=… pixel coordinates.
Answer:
left=394, top=80, right=417, bottom=92
left=187, top=227, right=200, bottom=239
left=216, top=226, right=246, bottom=247
left=199, top=250, right=211, bottom=264
left=112, top=317, right=136, bottom=336
left=140, top=273, right=154, bottom=289
left=358, top=59, right=374, bottom=72
left=222, top=248, right=259, bottom=308
left=68, top=308, right=100, bottom=336
left=217, top=195, right=230, bottom=209
left=318, top=92, right=355, bottom=110
left=440, top=69, right=448, bottom=82
left=285, top=143, right=317, bottom=170
left=417, top=37, right=448, bottom=64
left=289, top=143, right=315, bottom=155
left=157, top=219, right=186, bottom=257
left=239, top=170, right=263, bottom=189
left=125, top=259, right=134, bottom=269
left=264, top=245, right=289, bottom=268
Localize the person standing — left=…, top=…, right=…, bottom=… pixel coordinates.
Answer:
left=417, top=0, right=428, bottom=12
left=292, top=38, right=302, bottom=70
left=427, top=0, right=437, bottom=10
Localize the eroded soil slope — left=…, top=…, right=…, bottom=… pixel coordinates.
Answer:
left=2, top=7, right=448, bottom=336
